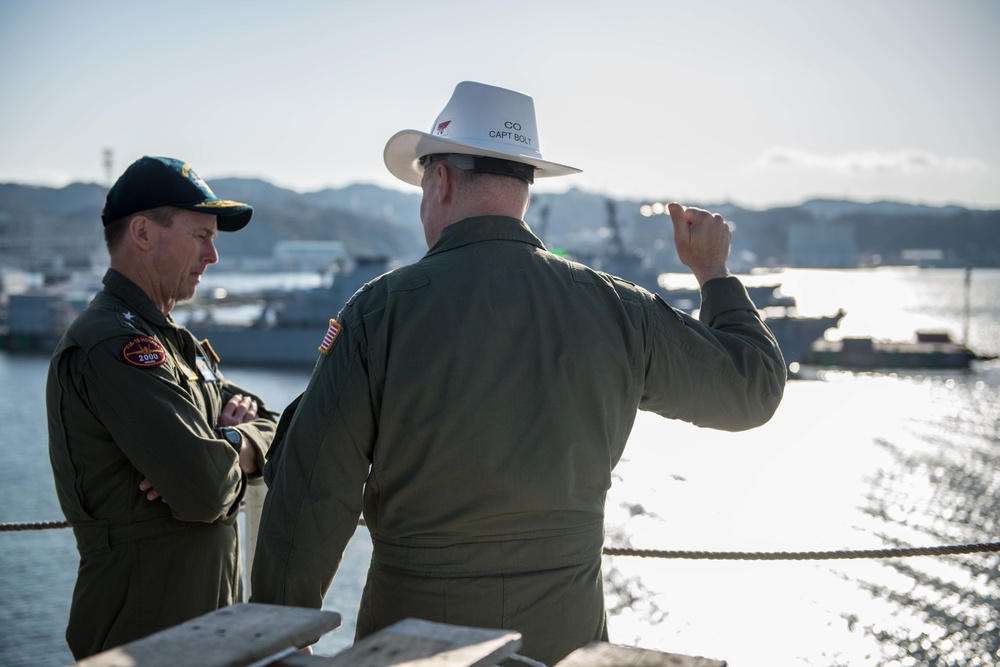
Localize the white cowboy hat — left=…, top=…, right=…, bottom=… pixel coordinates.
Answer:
left=383, top=81, right=581, bottom=186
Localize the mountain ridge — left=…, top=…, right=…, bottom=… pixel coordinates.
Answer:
left=2, top=179, right=998, bottom=273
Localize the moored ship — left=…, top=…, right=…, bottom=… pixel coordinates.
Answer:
left=802, top=330, right=996, bottom=371
left=186, top=258, right=391, bottom=367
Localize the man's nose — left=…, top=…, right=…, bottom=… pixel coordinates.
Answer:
left=205, top=239, right=219, bottom=265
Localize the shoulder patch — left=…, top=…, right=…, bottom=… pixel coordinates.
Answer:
left=318, top=319, right=343, bottom=355
left=121, top=336, right=169, bottom=368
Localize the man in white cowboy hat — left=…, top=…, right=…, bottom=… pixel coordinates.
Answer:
left=252, top=82, right=785, bottom=663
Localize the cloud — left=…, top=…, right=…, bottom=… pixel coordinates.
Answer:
left=754, top=147, right=989, bottom=174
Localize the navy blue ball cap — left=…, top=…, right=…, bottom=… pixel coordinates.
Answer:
left=101, top=156, right=253, bottom=232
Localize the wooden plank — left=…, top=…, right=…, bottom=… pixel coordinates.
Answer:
left=75, top=603, right=342, bottom=667
left=313, top=618, right=522, bottom=667
left=243, top=483, right=266, bottom=599
left=555, top=642, right=726, bottom=667
left=269, top=653, right=322, bottom=667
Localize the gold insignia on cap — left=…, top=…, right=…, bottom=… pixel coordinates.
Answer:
left=196, top=200, right=247, bottom=208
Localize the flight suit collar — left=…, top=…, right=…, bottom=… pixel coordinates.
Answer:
left=101, top=268, right=174, bottom=329
left=425, top=216, right=545, bottom=258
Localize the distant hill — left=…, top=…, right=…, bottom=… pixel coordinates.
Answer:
left=0, top=182, right=106, bottom=216
left=1, top=178, right=998, bottom=276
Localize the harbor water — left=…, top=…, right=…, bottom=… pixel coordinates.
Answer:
left=1, top=267, right=998, bottom=666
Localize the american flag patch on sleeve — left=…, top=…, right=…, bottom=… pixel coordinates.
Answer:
left=318, top=319, right=342, bottom=355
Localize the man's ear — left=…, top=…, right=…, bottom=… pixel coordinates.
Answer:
left=128, top=215, right=154, bottom=251
left=434, top=163, right=453, bottom=205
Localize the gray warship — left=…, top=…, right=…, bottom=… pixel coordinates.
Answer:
left=186, top=257, right=391, bottom=367
left=575, top=200, right=844, bottom=369
left=185, top=200, right=845, bottom=369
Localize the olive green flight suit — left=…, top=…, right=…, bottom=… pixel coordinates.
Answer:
left=47, top=269, right=277, bottom=659
left=252, top=216, right=785, bottom=665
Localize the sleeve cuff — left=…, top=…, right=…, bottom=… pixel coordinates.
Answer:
left=698, top=277, right=757, bottom=323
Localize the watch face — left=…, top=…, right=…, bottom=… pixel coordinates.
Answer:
left=224, top=429, right=241, bottom=445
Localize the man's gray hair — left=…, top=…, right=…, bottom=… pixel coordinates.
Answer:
left=103, top=206, right=179, bottom=253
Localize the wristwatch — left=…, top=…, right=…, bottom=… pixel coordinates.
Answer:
left=218, top=427, right=243, bottom=451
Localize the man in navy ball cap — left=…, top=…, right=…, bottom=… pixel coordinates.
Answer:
left=101, top=156, right=252, bottom=231
left=47, top=156, right=276, bottom=659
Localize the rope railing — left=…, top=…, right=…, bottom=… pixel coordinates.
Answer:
left=602, top=542, right=1000, bottom=561
left=0, top=520, right=71, bottom=531
left=3, top=519, right=999, bottom=561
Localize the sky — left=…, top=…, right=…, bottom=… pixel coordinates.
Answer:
left=1, top=0, right=998, bottom=210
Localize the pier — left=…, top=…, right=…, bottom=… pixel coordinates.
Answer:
left=73, top=603, right=726, bottom=667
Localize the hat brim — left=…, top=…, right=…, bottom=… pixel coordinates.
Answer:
left=188, top=202, right=253, bottom=232
left=383, top=130, right=581, bottom=187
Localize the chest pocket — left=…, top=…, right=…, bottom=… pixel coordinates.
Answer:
left=166, top=335, right=224, bottom=419
left=165, top=338, right=200, bottom=382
